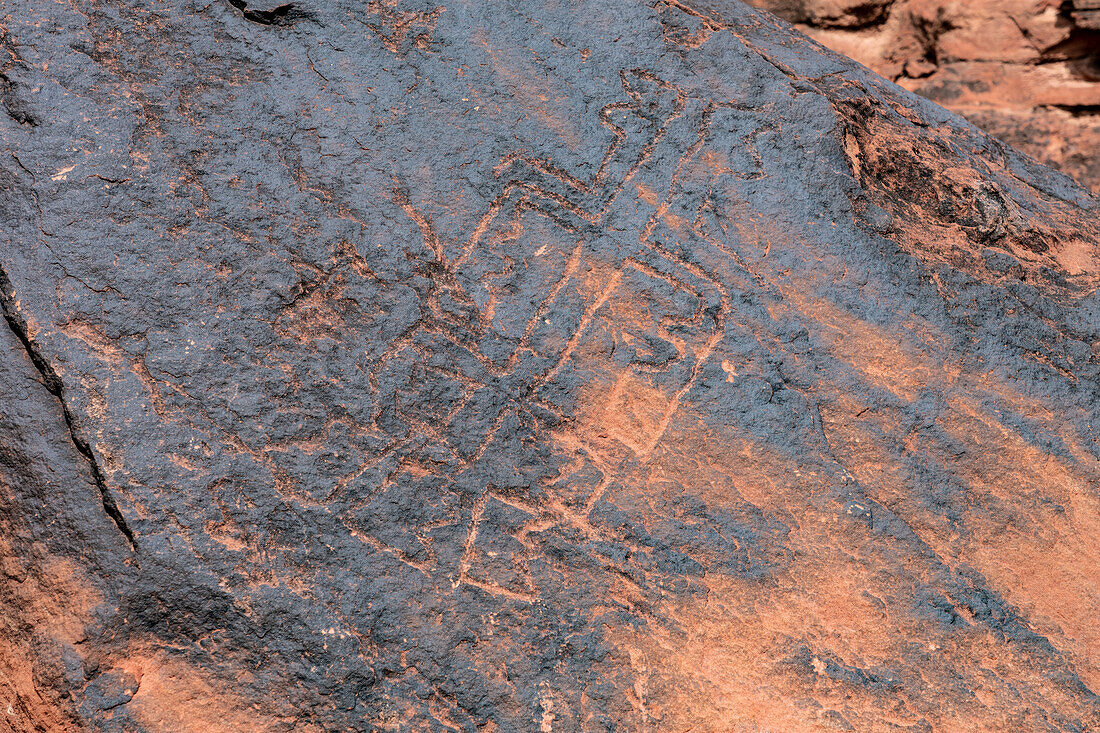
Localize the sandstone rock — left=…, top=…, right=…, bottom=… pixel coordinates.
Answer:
left=749, top=0, right=894, bottom=28
left=1, top=0, right=1099, bottom=730
left=1075, top=0, right=1100, bottom=30
left=747, top=0, right=1100, bottom=191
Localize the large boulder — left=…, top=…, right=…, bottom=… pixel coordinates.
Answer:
left=1, top=0, right=1098, bottom=730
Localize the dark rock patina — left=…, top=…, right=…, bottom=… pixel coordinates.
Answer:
left=1, top=0, right=1099, bottom=730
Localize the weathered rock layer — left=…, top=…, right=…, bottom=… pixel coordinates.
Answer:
left=1, top=0, right=1099, bottom=730
left=746, top=0, right=1100, bottom=191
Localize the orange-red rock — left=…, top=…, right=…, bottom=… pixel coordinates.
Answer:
left=748, top=0, right=1100, bottom=190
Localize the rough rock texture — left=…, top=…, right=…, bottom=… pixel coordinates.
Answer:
left=745, top=0, right=1100, bottom=191
left=1, top=0, right=1099, bottom=730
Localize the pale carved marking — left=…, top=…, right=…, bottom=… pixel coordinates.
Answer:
left=358, top=0, right=444, bottom=57
left=356, top=66, right=774, bottom=598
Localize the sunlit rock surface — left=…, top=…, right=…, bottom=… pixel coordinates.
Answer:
left=746, top=0, right=1100, bottom=191
left=1, top=0, right=1098, bottom=730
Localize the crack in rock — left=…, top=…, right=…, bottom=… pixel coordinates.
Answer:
left=0, top=264, right=139, bottom=556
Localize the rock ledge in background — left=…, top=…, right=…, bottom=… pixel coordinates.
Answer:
left=747, top=0, right=1100, bottom=190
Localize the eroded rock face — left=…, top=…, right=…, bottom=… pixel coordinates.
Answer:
left=747, top=0, right=1100, bottom=191
left=1, top=0, right=1098, bottom=730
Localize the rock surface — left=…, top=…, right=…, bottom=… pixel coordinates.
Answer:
left=1, top=0, right=1099, bottom=730
left=746, top=0, right=1100, bottom=191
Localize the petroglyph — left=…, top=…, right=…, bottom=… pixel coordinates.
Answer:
left=358, top=0, right=444, bottom=56
left=356, top=67, right=774, bottom=599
